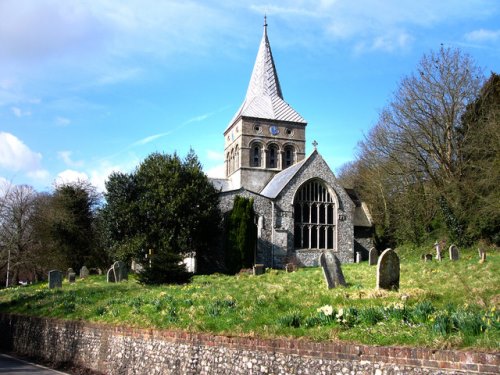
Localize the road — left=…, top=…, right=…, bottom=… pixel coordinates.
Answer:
left=0, top=353, right=69, bottom=374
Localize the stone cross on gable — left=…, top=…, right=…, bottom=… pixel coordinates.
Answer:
left=312, top=140, right=318, bottom=150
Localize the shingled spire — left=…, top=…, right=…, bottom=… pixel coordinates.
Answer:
left=228, top=18, right=306, bottom=128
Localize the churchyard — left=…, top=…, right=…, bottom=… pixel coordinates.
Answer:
left=0, top=245, right=498, bottom=350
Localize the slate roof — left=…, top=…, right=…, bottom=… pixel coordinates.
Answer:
left=260, top=152, right=313, bottom=198
left=227, top=21, right=306, bottom=130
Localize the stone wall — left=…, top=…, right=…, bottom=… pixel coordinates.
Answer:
left=1, top=313, right=498, bottom=375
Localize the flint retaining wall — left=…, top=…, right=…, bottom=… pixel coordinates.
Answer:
left=0, top=313, right=498, bottom=375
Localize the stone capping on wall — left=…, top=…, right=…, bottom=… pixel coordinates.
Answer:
left=1, top=313, right=498, bottom=374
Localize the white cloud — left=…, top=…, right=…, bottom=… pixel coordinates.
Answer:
left=11, top=106, right=31, bottom=117
left=0, top=132, right=42, bottom=172
left=205, top=163, right=225, bottom=179
left=58, top=151, right=84, bottom=167
left=133, top=132, right=171, bottom=146
left=465, top=29, right=500, bottom=42
left=207, top=150, right=224, bottom=162
left=27, top=169, right=50, bottom=180
left=55, top=169, right=89, bottom=185
left=55, top=116, right=71, bottom=126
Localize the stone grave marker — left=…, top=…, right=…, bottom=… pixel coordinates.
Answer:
left=253, top=264, right=265, bottom=275
left=106, top=267, right=116, bottom=282
left=376, top=248, right=400, bottom=291
left=68, top=272, right=76, bottom=283
left=434, top=242, right=442, bottom=261
left=355, top=252, right=361, bottom=263
left=424, top=254, right=433, bottom=262
left=48, top=270, right=63, bottom=289
left=319, top=251, right=346, bottom=289
left=478, top=248, right=486, bottom=263
left=449, top=245, right=459, bottom=261
left=79, top=266, right=89, bottom=279
left=369, top=247, right=378, bottom=266
left=107, top=261, right=128, bottom=283
left=285, top=263, right=295, bottom=273
left=67, top=268, right=74, bottom=280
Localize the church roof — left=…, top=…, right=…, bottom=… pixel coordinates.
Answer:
left=227, top=19, right=306, bottom=130
left=260, top=151, right=313, bottom=198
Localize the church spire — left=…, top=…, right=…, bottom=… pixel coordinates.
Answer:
left=227, top=17, right=305, bottom=127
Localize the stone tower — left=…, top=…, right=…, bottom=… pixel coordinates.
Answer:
left=224, top=18, right=307, bottom=192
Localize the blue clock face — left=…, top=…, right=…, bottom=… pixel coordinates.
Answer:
left=270, top=125, right=279, bottom=136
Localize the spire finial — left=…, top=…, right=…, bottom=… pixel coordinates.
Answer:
left=264, top=14, right=267, bottom=29
left=312, top=140, right=318, bottom=150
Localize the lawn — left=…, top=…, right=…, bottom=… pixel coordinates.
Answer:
left=0, top=245, right=498, bottom=350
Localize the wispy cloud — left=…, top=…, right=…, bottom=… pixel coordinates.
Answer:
left=465, top=29, right=500, bottom=42
left=55, top=116, right=71, bottom=126
left=133, top=132, right=171, bottom=147
left=11, top=106, right=31, bottom=117
left=58, top=150, right=84, bottom=167
left=207, top=150, right=224, bottom=161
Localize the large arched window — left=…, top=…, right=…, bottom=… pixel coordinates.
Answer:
left=283, top=145, right=294, bottom=168
left=293, top=180, right=337, bottom=250
left=267, top=144, right=279, bottom=168
left=226, top=152, right=231, bottom=176
left=234, top=145, right=239, bottom=171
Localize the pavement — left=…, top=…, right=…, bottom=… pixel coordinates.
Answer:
left=0, top=353, right=69, bottom=374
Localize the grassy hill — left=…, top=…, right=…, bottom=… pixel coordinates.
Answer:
left=0, top=245, right=498, bottom=350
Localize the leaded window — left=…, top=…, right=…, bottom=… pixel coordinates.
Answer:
left=293, top=180, right=336, bottom=250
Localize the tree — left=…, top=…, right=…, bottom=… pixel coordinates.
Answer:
left=102, top=150, right=222, bottom=284
left=48, top=181, right=102, bottom=270
left=457, top=73, right=500, bottom=244
left=224, top=196, right=257, bottom=274
left=0, top=184, right=41, bottom=286
left=340, top=47, right=485, bottom=246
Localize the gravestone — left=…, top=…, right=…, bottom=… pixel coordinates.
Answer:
left=319, top=251, right=346, bottom=289
left=369, top=247, right=378, bottom=266
left=449, top=245, right=459, bottom=261
left=285, top=263, right=295, bottom=273
left=355, top=252, right=361, bottom=263
left=424, top=254, right=433, bottom=262
left=107, top=261, right=128, bottom=283
left=79, top=266, right=89, bottom=279
left=68, top=272, right=76, bottom=283
left=48, top=270, right=63, bottom=289
left=434, top=242, right=442, bottom=261
left=253, top=264, right=265, bottom=275
left=106, top=267, right=116, bottom=283
left=376, top=248, right=400, bottom=291
left=67, top=268, right=74, bottom=280
left=479, top=248, right=486, bottom=263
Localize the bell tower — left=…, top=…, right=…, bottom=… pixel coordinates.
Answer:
left=224, top=17, right=307, bottom=192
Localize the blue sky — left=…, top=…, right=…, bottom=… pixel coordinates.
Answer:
left=1, top=0, right=499, bottom=192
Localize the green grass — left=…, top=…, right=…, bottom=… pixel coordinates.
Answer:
left=0, top=245, right=498, bottom=350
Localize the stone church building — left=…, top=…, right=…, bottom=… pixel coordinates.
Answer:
left=211, top=20, right=372, bottom=268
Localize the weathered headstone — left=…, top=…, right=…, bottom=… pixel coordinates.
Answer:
left=479, top=248, right=486, bottom=263
left=434, top=242, right=442, bottom=261
left=48, top=270, right=63, bottom=289
left=67, top=268, right=74, bottom=280
left=376, top=248, right=400, bottom=291
left=285, top=263, right=295, bottom=273
left=369, top=247, right=378, bottom=266
left=424, top=253, right=433, bottom=262
left=319, top=251, right=346, bottom=289
left=111, top=260, right=128, bottom=283
left=253, top=264, right=265, bottom=275
left=355, top=252, right=362, bottom=263
left=79, top=266, right=89, bottom=279
left=449, top=244, right=459, bottom=261
left=68, top=272, right=76, bottom=283
left=106, top=267, right=116, bottom=283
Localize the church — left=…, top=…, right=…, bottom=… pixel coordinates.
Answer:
left=211, top=19, right=373, bottom=268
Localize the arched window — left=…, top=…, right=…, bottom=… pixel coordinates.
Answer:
left=293, top=180, right=337, bottom=250
left=251, top=143, right=261, bottom=167
left=268, top=144, right=278, bottom=168
left=226, top=152, right=230, bottom=176
left=283, top=145, right=294, bottom=168
left=234, top=145, right=239, bottom=170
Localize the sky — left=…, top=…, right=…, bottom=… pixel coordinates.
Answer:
left=1, top=0, right=499, bottom=193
